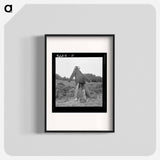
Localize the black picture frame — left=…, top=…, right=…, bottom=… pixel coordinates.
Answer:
left=45, top=34, right=115, bottom=132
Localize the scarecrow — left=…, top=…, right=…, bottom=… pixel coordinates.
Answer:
left=68, top=66, right=91, bottom=101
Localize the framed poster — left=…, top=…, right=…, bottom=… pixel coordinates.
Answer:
left=45, top=34, right=115, bottom=132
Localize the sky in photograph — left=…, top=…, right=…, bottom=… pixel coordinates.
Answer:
left=56, top=57, right=102, bottom=78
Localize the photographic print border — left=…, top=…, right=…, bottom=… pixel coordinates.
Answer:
left=52, top=52, right=107, bottom=112
left=45, top=34, right=115, bottom=132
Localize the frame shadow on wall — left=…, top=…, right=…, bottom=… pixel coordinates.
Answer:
left=34, top=36, right=45, bottom=133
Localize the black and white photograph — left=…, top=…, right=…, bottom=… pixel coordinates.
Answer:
left=52, top=53, right=107, bottom=112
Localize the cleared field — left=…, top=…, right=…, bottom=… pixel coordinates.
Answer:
left=56, top=80, right=102, bottom=107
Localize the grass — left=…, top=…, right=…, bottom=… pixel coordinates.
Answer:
left=56, top=79, right=102, bottom=107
